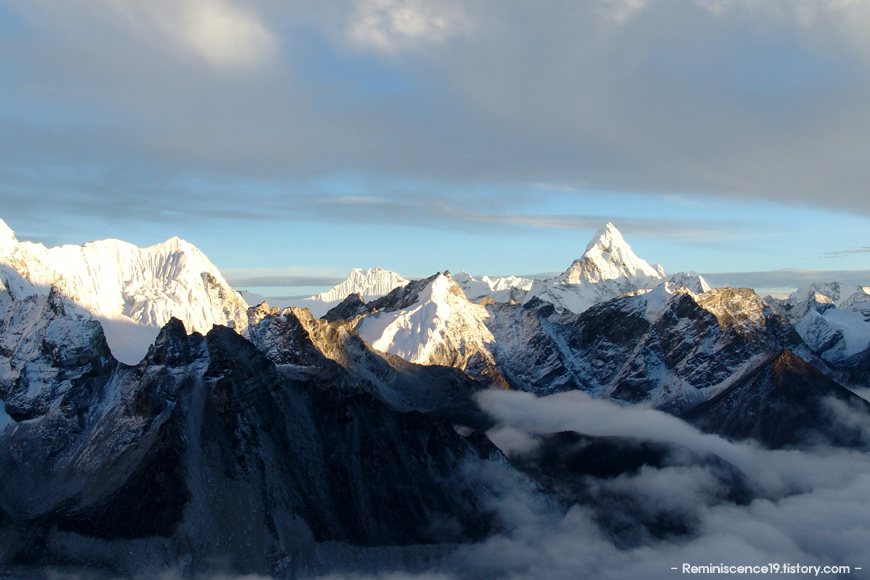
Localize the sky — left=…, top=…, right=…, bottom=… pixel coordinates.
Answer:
left=1, top=0, right=869, bottom=299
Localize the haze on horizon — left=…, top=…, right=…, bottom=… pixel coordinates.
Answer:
left=1, top=0, right=868, bottom=298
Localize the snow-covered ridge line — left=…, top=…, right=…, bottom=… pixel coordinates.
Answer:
left=0, top=218, right=248, bottom=363
left=765, top=281, right=870, bottom=368
left=774, top=282, right=870, bottom=316
left=256, top=267, right=411, bottom=318
left=453, top=271, right=533, bottom=303
left=314, top=267, right=409, bottom=302
left=243, top=224, right=709, bottom=319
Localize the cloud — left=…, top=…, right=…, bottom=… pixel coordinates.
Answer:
left=347, top=0, right=471, bottom=53
left=225, top=275, right=345, bottom=288
left=821, top=247, right=870, bottom=258
left=446, top=389, right=870, bottom=580
left=601, top=0, right=651, bottom=23
left=105, top=0, right=278, bottom=70
left=4, top=0, right=870, bottom=245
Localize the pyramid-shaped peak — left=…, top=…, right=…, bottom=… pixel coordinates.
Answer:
left=584, top=222, right=628, bottom=253
left=580, top=223, right=648, bottom=270
left=551, top=223, right=665, bottom=287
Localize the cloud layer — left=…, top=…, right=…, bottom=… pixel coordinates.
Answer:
left=4, top=0, right=870, bottom=224
left=285, top=389, right=870, bottom=580
left=366, top=389, right=870, bottom=580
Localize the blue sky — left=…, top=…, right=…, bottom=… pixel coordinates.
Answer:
left=1, top=0, right=868, bottom=298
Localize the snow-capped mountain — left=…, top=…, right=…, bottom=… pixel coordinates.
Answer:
left=245, top=303, right=491, bottom=426
left=664, top=270, right=712, bottom=294
left=315, top=267, right=408, bottom=302
left=767, top=282, right=870, bottom=385
left=281, top=267, right=409, bottom=318
left=453, top=271, right=533, bottom=303
left=354, top=273, right=504, bottom=384
left=0, top=316, right=499, bottom=577
left=0, top=283, right=116, bottom=422
left=522, top=223, right=708, bottom=314
left=0, top=219, right=248, bottom=363
left=772, top=282, right=870, bottom=315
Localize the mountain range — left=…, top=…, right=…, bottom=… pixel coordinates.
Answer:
left=1, top=216, right=869, bottom=578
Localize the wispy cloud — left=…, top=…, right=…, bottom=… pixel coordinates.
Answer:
left=821, top=247, right=870, bottom=258
left=454, top=389, right=870, bottom=580
left=347, top=0, right=471, bottom=53
left=225, top=275, right=345, bottom=288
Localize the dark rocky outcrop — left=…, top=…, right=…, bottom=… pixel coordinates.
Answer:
left=683, top=349, right=870, bottom=449
left=323, top=293, right=371, bottom=322
left=0, top=319, right=501, bottom=578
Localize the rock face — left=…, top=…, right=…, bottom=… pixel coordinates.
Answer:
left=0, top=282, right=117, bottom=423
left=245, top=305, right=492, bottom=428
left=0, top=319, right=500, bottom=577
left=323, top=293, right=372, bottom=322
left=683, top=349, right=870, bottom=448
left=485, top=284, right=817, bottom=411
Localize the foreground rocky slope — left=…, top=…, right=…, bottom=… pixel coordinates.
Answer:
left=0, top=318, right=500, bottom=577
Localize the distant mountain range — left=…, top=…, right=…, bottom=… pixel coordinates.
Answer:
left=1, top=216, right=869, bottom=578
